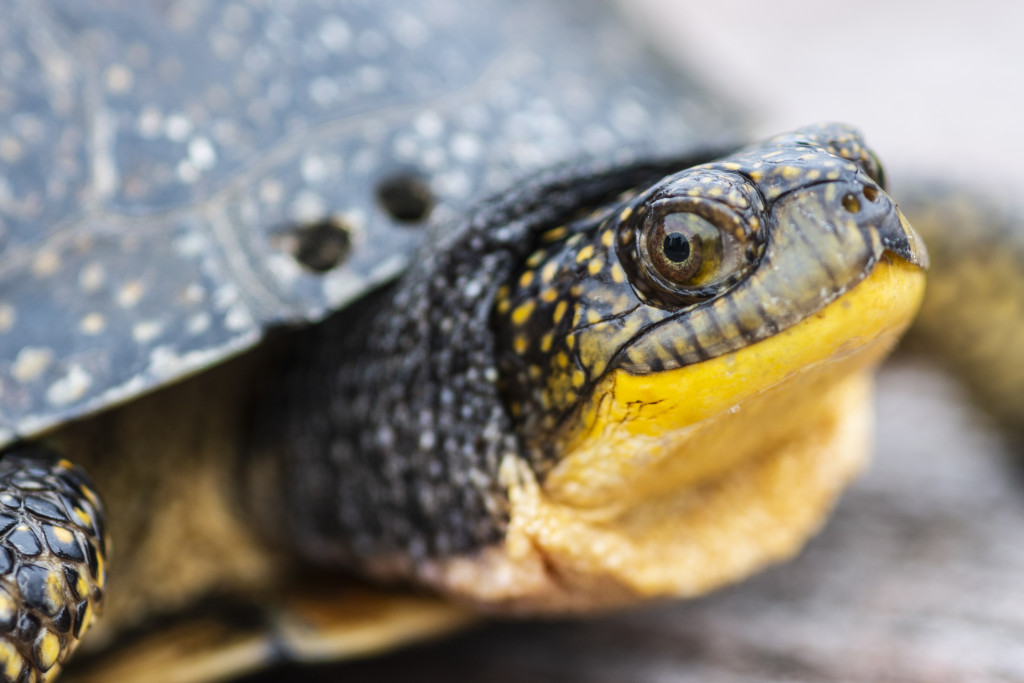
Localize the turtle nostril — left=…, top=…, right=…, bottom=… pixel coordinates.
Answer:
left=863, top=185, right=879, bottom=202
left=376, top=174, right=433, bottom=224
left=841, top=193, right=861, bottom=213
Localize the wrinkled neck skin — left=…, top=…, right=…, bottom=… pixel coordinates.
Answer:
left=262, top=155, right=701, bottom=573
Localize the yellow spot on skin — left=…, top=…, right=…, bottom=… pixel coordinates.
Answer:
left=727, top=190, right=748, bottom=208
left=540, top=332, right=554, bottom=353
left=75, top=572, right=88, bottom=600
left=0, top=591, right=14, bottom=626
left=541, top=226, right=568, bottom=243
left=43, top=568, right=63, bottom=613
left=707, top=187, right=723, bottom=197
left=95, top=551, right=106, bottom=589
left=514, top=336, right=528, bottom=355
left=601, top=229, right=614, bottom=247
left=555, top=352, right=569, bottom=369
left=572, top=369, right=586, bottom=388
left=81, top=485, right=101, bottom=511
left=35, top=629, right=60, bottom=672
left=749, top=170, right=763, bottom=181
left=518, top=270, right=534, bottom=288
left=826, top=170, right=841, bottom=180
left=541, top=288, right=558, bottom=303
left=619, top=206, right=633, bottom=221
left=566, top=335, right=575, bottom=350
left=780, top=166, right=801, bottom=180
left=553, top=301, right=568, bottom=324
left=541, top=261, right=558, bottom=284
left=512, top=301, right=535, bottom=326
left=722, top=162, right=742, bottom=171
left=0, top=640, right=22, bottom=681
left=586, top=310, right=602, bottom=324
left=525, top=250, right=546, bottom=268
left=53, top=526, right=75, bottom=546
left=611, top=264, right=626, bottom=284
left=495, top=286, right=512, bottom=315
left=72, top=507, right=92, bottom=529
left=587, top=259, right=603, bottom=276
left=806, top=169, right=821, bottom=181
left=575, top=245, right=594, bottom=264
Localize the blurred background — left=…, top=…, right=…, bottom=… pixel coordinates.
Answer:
left=629, top=0, right=1024, bottom=194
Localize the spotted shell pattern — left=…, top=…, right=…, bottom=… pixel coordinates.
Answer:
left=0, top=0, right=735, bottom=448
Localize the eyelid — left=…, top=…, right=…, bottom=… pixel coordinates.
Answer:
left=645, top=197, right=751, bottom=243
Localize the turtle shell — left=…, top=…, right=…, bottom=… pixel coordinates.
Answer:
left=0, top=0, right=737, bottom=446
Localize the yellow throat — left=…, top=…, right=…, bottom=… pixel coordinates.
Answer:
left=431, top=255, right=924, bottom=610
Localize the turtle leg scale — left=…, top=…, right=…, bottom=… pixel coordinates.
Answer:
left=0, top=447, right=107, bottom=682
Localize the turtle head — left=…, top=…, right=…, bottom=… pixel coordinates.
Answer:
left=459, top=124, right=928, bottom=608
left=268, top=124, right=926, bottom=614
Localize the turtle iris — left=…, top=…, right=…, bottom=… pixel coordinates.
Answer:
left=645, top=211, right=728, bottom=288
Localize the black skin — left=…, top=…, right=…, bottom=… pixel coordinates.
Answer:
left=257, top=153, right=716, bottom=565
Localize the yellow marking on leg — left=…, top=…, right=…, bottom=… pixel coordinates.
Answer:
left=0, top=640, right=23, bottom=681
left=53, top=527, right=75, bottom=546
left=35, top=629, right=61, bottom=672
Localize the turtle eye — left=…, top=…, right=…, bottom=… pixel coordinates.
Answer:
left=640, top=209, right=747, bottom=297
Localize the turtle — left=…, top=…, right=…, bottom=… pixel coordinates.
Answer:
left=0, top=0, right=965, bottom=681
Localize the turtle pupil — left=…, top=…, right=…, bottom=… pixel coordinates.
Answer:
left=663, top=232, right=690, bottom=263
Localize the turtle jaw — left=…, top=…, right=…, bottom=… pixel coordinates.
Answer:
left=418, top=254, right=925, bottom=612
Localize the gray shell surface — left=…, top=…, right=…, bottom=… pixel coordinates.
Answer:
left=0, top=0, right=735, bottom=445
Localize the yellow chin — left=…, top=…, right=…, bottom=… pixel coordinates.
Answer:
left=423, top=256, right=925, bottom=612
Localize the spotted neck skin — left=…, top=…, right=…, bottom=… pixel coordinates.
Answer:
left=262, top=155, right=700, bottom=567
